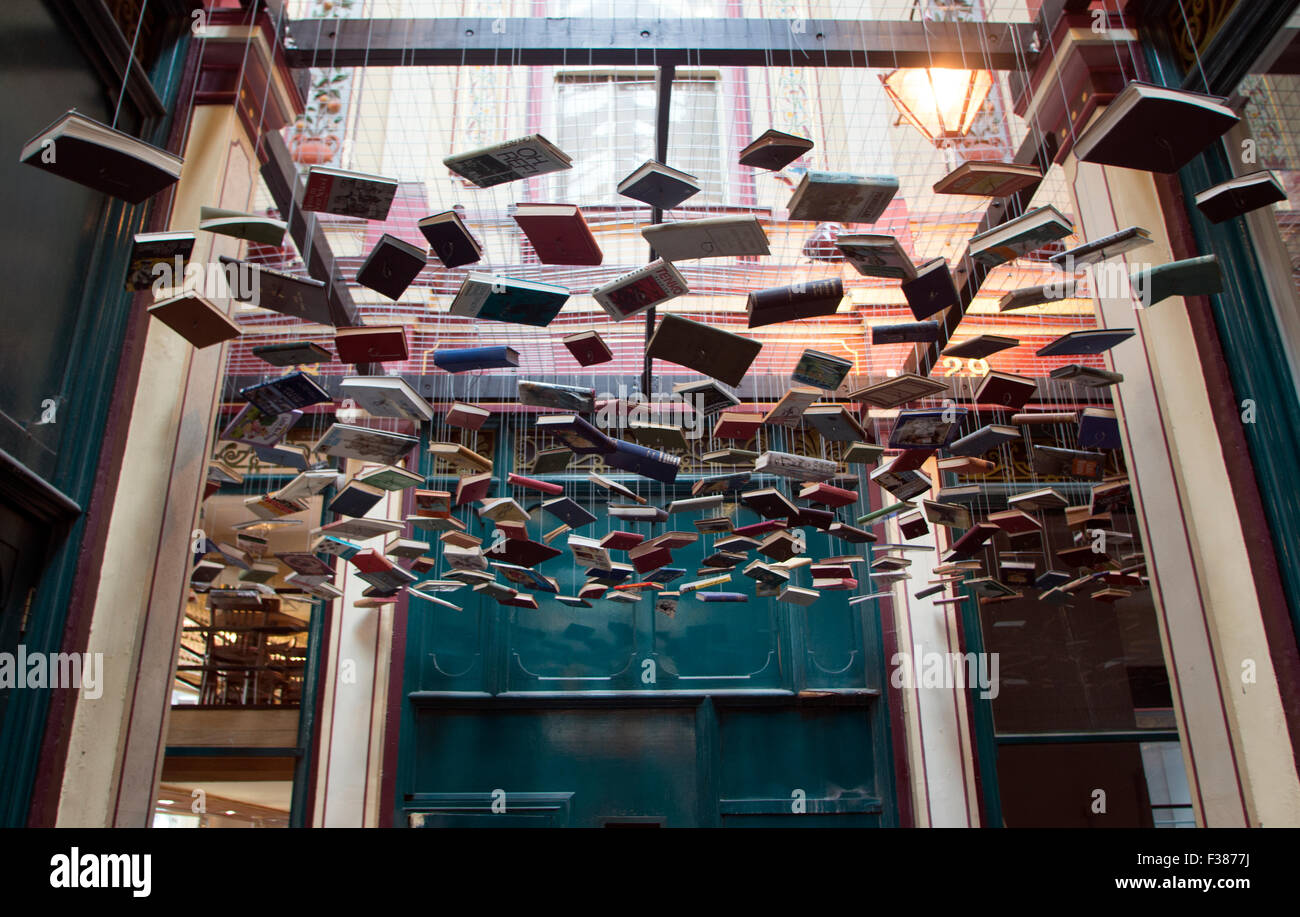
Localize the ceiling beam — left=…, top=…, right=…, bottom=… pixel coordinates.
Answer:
left=282, top=17, right=1038, bottom=70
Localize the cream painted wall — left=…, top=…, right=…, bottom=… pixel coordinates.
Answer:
left=1065, top=155, right=1300, bottom=827
left=56, top=105, right=255, bottom=827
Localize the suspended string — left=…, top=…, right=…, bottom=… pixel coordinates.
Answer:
left=1174, top=0, right=1212, bottom=95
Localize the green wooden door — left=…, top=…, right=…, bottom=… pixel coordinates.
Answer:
left=395, top=426, right=897, bottom=827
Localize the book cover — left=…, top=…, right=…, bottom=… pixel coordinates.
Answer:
left=968, top=205, right=1073, bottom=268
left=446, top=401, right=490, bottom=430
left=315, top=423, right=418, bottom=464
left=591, top=259, right=688, bottom=321
left=645, top=314, right=762, bottom=387
left=803, top=404, right=867, bottom=442
left=849, top=374, right=948, bottom=409
left=1035, top=328, right=1135, bottom=356
left=356, top=234, right=426, bottom=300
left=1077, top=408, right=1122, bottom=450
left=790, top=349, right=853, bottom=390
left=302, top=166, right=398, bottom=220
left=949, top=424, right=1020, bottom=456
left=900, top=258, right=961, bottom=320
left=20, top=109, right=182, bottom=204
left=869, top=466, right=932, bottom=501
left=148, top=291, right=241, bottom=350
left=1132, top=255, right=1223, bottom=307
left=1050, top=226, right=1153, bottom=268
left=198, top=206, right=286, bottom=246
left=240, top=372, right=330, bottom=416
left=220, top=404, right=300, bottom=447
left=536, top=414, right=616, bottom=455
left=753, top=451, right=838, bottom=482
left=872, top=321, right=940, bottom=344
left=642, top=216, right=770, bottom=261
left=444, top=134, right=572, bottom=188
left=786, top=171, right=899, bottom=224
left=617, top=159, right=700, bottom=209
left=1073, top=81, right=1238, bottom=173
left=932, top=160, right=1041, bottom=197
left=738, top=129, right=814, bottom=170
left=219, top=256, right=332, bottom=326
left=334, top=325, right=409, bottom=363
left=419, top=210, right=483, bottom=268
left=1195, top=170, right=1286, bottom=223
left=973, top=371, right=1037, bottom=409
left=941, top=335, right=1018, bottom=359
left=252, top=341, right=332, bottom=366
left=747, top=278, right=844, bottom=328
left=543, top=497, right=598, bottom=528
left=449, top=273, right=570, bottom=327
left=835, top=233, right=917, bottom=280
left=512, top=203, right=603, bottom=265
left=997, top=281, right=1077, bottom=312
left=328, top=482, right=384, bottom=518
left=712, top=411, right=764, bottom=440
left=888, top=409, right=966, bottom=449
left=763, top=386, right=822, bottom=428
left=126, top=232, right=195, bottom=291
left=518, top=380, right=596, bottom=413
left=339, top=376, right=433, bottom=424
left=562, top=331, right=613, bottom=366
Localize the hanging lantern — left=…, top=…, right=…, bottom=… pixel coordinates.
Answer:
left=880, top=67, right=994, bottom=143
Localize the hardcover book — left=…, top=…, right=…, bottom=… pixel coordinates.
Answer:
left=219, top=257, right=332, bottom=326
left=328, top=481, right=385, bottom=518
left=791, top=349, right=853, bottom=390
left=1131, top=255, right=1223, bottom=307
left=334, top=325, right=409, bottom=363
left=738, top=129, right=814, bottom=170
left=941, top=335, right=1018, bottom=359
left=148, top=291, right=241, bottom=350
left=428, top=442, right=493, bottom=473
left=836, top=233, right=917, bottom=280
left=803, top=404, right=867, bottom=442
left=900, top=258, right=961, bottom=320
left=645, top=314, right=762, bottom=387
left=949, top=424, right=1020, bottom=456
left=449, top=273, right=570, bottom=327
left=617, top=159, right=701, bottom=209
left=968, top=205, right=1073, bottom=268
left=1035, top=328, right=1135, bottom=356
left=198, top=207, right=286, bottom=246
left=432, top=345, right=520, bottom=373
left=302, top=166, right=398, bottom=220
left=747, top=278, right=844, bottom=328
left=753, top=451, right=837, bottom=482
left=339, top=376, right=433, bottom=424
left=712, top=411, right=764, bottom=440
left=872, top=321, right=940, bottom=344
left=252, top=341, right=332, bottom=366
left=642, top=215, right=769, bottom=261
left=316, top=423, right=419, bottom=464
left=562, top=331, right=614, bottom=366
left=869, top=466, right=932, bottom=501
left=1195, top=170, right=1286, bottom=223
left=888, top=409, right=966, bottom=449
left=786, top=171, right=899, bottom=224
left=356, top=234, right=425, bottom=300
left=240, top=372, right=330, bottom=416
left=20, top=109, right=182, bottom=203
left=444, top=134, right=572, bottom=188
left=998, top=281, right=1077, bottom=312
left=518, top=380, right=596, bottom=413
left=932, top=160, right=1041, bottom=197
left=849, top=374, right=948, bottom=409
left=592, top=259, right=688, bottom=321
left=672, top=379, right=740, bottom=415
left=1077, top=408, right=1122, bottom=450
left=762, top=385, right=822, bottom=428
left=1072, top=81, right=1238, bottom=173
left=536, top=414, right=616, bottom=455
left=1049, top=226, right=1153, bottom=268
left=512, top=203, right=603, bottom=265
left=543, top=497, right=598, bottom=529
left=446, top=401, right=490, bottom=430
left=1050, top=364, right=1124, bottom=387
left=1032, top=445, right=1107, bottom=481
left=973, top=371, right=1037, bottom=409
left=603, top=439, right=681, bottom=484
left=419, top=210, right=483, bottom=268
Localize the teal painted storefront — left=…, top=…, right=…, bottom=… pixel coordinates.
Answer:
left=394, top=425, right=899, bottom=827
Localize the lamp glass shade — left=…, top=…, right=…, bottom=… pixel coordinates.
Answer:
left=881, top=68, right=994, bottom=142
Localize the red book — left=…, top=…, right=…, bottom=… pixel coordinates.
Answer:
left=334, top=325, right=408, bottom=363
left=562, top=331, right=613, bottom=366
left=512, top=203, right=603, bottom=265
left=486, top=538, right=562, bottom=567
left=496, top=521, right=530, bottom=541
left=987, top=509, right=1042, bottom=535
left=507, top=472, right=564, bottom=495
left=798, top=482, right=859, bottom=508
left=713, top=411, right=764, bottom=440
left=502, top=593, right=540, bottom=609
left=349, top=549, right=393, bottom=574
left=446, top=402, right=489, bottom=430
left=455, top=472, right=492, bottom=506
left=885, top=448, right=935, bottom=474
left=812, top=577, right=858, bottom=591
left=643, top=531, right=699, bottom=551
left=601, top=531, right=645, bottom=552
left=946, top=523, right=1001, bottom=559
left=629, top=543, right=672, bottom=574
left=810, top=564, right=854, bottom=579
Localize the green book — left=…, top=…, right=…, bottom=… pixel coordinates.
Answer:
left=449, top=272, right=570, bottom=327
left=856, top=501, right=915, bottom=525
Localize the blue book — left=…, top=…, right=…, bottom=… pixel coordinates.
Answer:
left=449, top=272, right=569, bottom=327
left=697, top=591, right=748, bottom=603
left=1077, top=408, right=1121, bottom=450
left=888, top=409, right=966, bottom=449
left=948, top=423, right=1020, bottom=457
left=603, top=439, right=680, bottom=484
left=432, top=345, right=520, bottom=373
left=644, top=566, right=686, bottom=585
left=1036, top=328, right=1135, bottom=356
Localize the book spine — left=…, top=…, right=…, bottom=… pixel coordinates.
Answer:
left=604, top=439, right=681, bottom=484
left=301, top=172, right=332, bottom=212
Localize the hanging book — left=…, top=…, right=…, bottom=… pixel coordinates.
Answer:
left=888, top=409, right=966, bottom=449
left=738, top=129, right=814, bottom=170
left=419, top=210, right=483, bottom=268
left=849, top=374, right=947, bottom=409
left=968, top=205, right=1073, bottom=268
left=252, top=341, right=332, bottom=366
left=932, top=160, right=1041, bottom=197
left=356, top=234, right=426, bottom=300
left=444, top=134, right=572, bottom=188
left=836, top=234, right=917, bottom=280
left=20, top=109, right=182, bottom=203
left=432, top=345, right=520, bottom=373
left=763, top=385, right=822, bottom=428
left=1050, top=364, right=1124, bottom=387
left=617, top=160, right=701, bottom=209
left=239, top=372, right=330, bottom=416
left=127, top=232, right=195, bottom=291
left=900, top=258, right=961, bottom=320
left=1131, top=254, right=1222, bottom=307
left=941, top=334, right=1018, bottom=359
left=645, top=314, right=762, bottom=387
left=997, top=281, right=1077, bottom=312
left=1195, top=170, right=1286, bottom=223
left=973, top=370, right=1037, bottom=409
left=334, top=325, right=409, bottom=363
left=148, top=291, right=241, bottom=349
left=1072, top=81, right=1238, bottom=173
left=949, top=424, right=1020, bottom=457
left=562, top=331, right=613, bottom=366
left=512, top=203, right=603, bottom=265
left=302, top=166, right=398, bottom=220
left=219, top=257, right=332, bottom=326
left=872, top=321, right=940, bottom=345
left=786, top=171, right=899, bottom=224
left=1049, top=226, right=1152, bottom=268
left=642, top=215, right=770, bottom=261
left=518, top=380, right=595, bottom=413
left=339, top=376, right=433, bottom=424
left=1035, top=328, right=1134, bottom=356
left=746, top=278, right=844, bottom=327
left=592, top=258, right=688, bottom=321
left=198, top=206, right=286, bottom=246
left=315, top=423, right=419, bottom=464
left=791, top=349, right=853, bottom=390
left=449, top=273, right=570, bottom=327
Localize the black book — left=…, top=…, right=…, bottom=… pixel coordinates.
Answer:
left=357, top=233, right=426, bottom=300
left=738, top=129, right=814, bottom=171
left=1194, top=171, right=1287, bottom=223
left=746, top=278, right=844, bottom=328
left=900, top=258, right=960, bottom=320
left=872, top=321, right=940, bottom=344
left=1072, top=81, right=1238, bottom=174
left=252, top=341, right=333, bottom=367
left=125, top=231, right=195, bottom=291
left=617, top=160, right=701, bottom=209
left=219, top=256, right=332, bottom=326
left=419, top=210, right=483, bottom=268
left=240, top=372, right=331, bottom=416
left=20, top=110, right=183, bottom=204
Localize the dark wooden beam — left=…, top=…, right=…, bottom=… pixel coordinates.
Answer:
left=901, top=128, right=1061, bottom=379
left=283, top=17, right=1038, bottom=70
left=642, top=64, right=674, bottom=399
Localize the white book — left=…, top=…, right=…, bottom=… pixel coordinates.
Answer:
left=339, top=376, right=434, bottom=424
left=753, top=451, right=838, bottom=482
left=275, top=469, right=341, bottom=502
left=786, top=171, right=899, bottom=224
left=443, top=133, right=572, bottom=188
left=302, top=166, right=399, bottom=220
left=642, top=215, right=770, bottom=261
left=443, top=544, right=488, bottom=572
left=568, top=534, right=612, bottom=570
left=666, top=494, right=724, bottom=515
left=591, top=258, right=689, bottom=321
left=313, top=423, right=419, bottom=464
